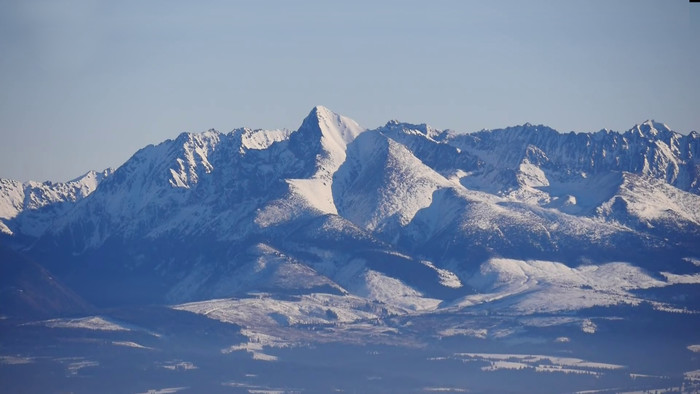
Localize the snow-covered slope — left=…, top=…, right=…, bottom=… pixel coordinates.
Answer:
left=264, top=105, right=365, bottom=219
left=1, top=109, right=699, bottom=394
left=375, top=119, right=700, bottom=254
left=333, top=129, right=452, bottom=233
left=0, top=169, right=112, bottom=236
left=33, top=106, right=364, bottom=253
left=458, top=258, right=667, bottom=314
left=0, top=107, right=697, bottom=319
left=597, top=172, right=700, bottom=235
left=439, top=121, right=699, bottom=203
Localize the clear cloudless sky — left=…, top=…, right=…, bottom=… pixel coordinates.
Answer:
left=1, top=0, right=699, bottom=182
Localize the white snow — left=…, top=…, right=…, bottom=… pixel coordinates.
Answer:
left=457, top=258, right=670, bottom=314
left=334, top=130, right=452, bottom=232
left=517, top=160, right=549, bottom=188
left=65, top=360, right=99, bottom=375
left=450, top=353, right=624, bottom=376
left=582, top=319, right=597, bottom=334
left=481, top=360, right=530, bottom=371
left=251, top=352, right=278, bottom=362
left=168, top=131, right=220, bottom=188
left=223, top=337, right=279, bottom=362
left=685, top=369, right=700, bottom=381
left=0, top=169, right=112, bottom=235
left=173, top=283, right=435, bottom=348
left=421, top=261, right=463, bottom=288
left=174, top=293, right=380, bottom=328
left=221, top=381, right=291, bottom=393
left=112, top=341, right=152, bottom=350
left=286, top=178, right=338, bottom=215
left=0, top=179, right=26, bottom=222
left=616, top=388, right=681, bottom=394
left=683, top=257, right=700, bottom=267
left=534, top=365, right=601, bottom=375
left=598, top=173, right=700, bottom=225
left=660, top=272, right=700, bottom=285
left=161, top=360, right=198, bottom=370
left=0, top=169, right=112, bottom=221
left=2, top=106, right=698, bottom=358
left=240, top=128, right=291, bottom=150
left=34, top=316, right=131, bottom=331
left=171, top=243, right=346, bottom=302
left=283, top=106, right=365, bottom=215
left=358, top=270, right=441, bottom=312
left=135, top=388, right=188, bottom=394
left=437, top=328, right=488, bottom=339
left=0, top=355, right=34, bottom=365
left=629, top=373, right=670, bottom=381
left=314, top=105, right=364, bottom=147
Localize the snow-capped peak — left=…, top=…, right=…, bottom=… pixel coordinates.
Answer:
left=68, top=168, right=114, bottom=193
left=264, top=107, right=366, bottom=218
left=299, top=105, right=365, bottom=149
left=1, top=107, right=698, bottom=330
left=382, top=120, right=441, bottom=140
left=234, top=127, right=292, bottom=151
left=0, top=168, right=114, bottom=235
left=629, top=120, right=673, bottom=139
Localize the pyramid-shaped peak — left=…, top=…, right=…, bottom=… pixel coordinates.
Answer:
left=299, top=106, right=365, bottom=146
left=310, top=105, right=334, bottom=117
left=644, top=119, right=671, bottom=131
left=304, top=105, right=344, bottom=125
left=630, top=119, right=673, bottom=138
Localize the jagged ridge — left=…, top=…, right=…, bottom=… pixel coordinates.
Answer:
left=0, top=107, right=697, bottom=308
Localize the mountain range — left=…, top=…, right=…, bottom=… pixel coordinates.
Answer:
left=1, top=106, right=699, bottom=393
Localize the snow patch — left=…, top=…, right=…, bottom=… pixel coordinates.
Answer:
left=112, top=341, right=152, bottom=350
left=437, top=328, right=488, bottom=339
left=135, top=388, right=188, bottom=394
left=0, top=355, right=34, bottom=365
left=685, top=369, right=700, bottom=381
left=34, top=316, right=131, bottom=331
left=240, top=128, right=291, bottom=150
left=360, top=270, right=441, bottom=312
left=459, top=258, right=668, bottom=314
left=65, top=360, right=99, bottom=375
left=582, top=319, right=597, bottom=334
left=421, top=261, right=462, bottom=288
left=174, top=293, right=380, bottom=328
left=683, top=257, right=700, bottom=267
left=161, top=360, right=198, bottom=371
left=286, top=178, right=338, bottom=215
left=661, top=272, right=700, bottom=284
left=452, top=353, right=624, bottom=376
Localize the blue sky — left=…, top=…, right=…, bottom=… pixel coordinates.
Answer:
left=1, top=0, right=699, bottom=182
